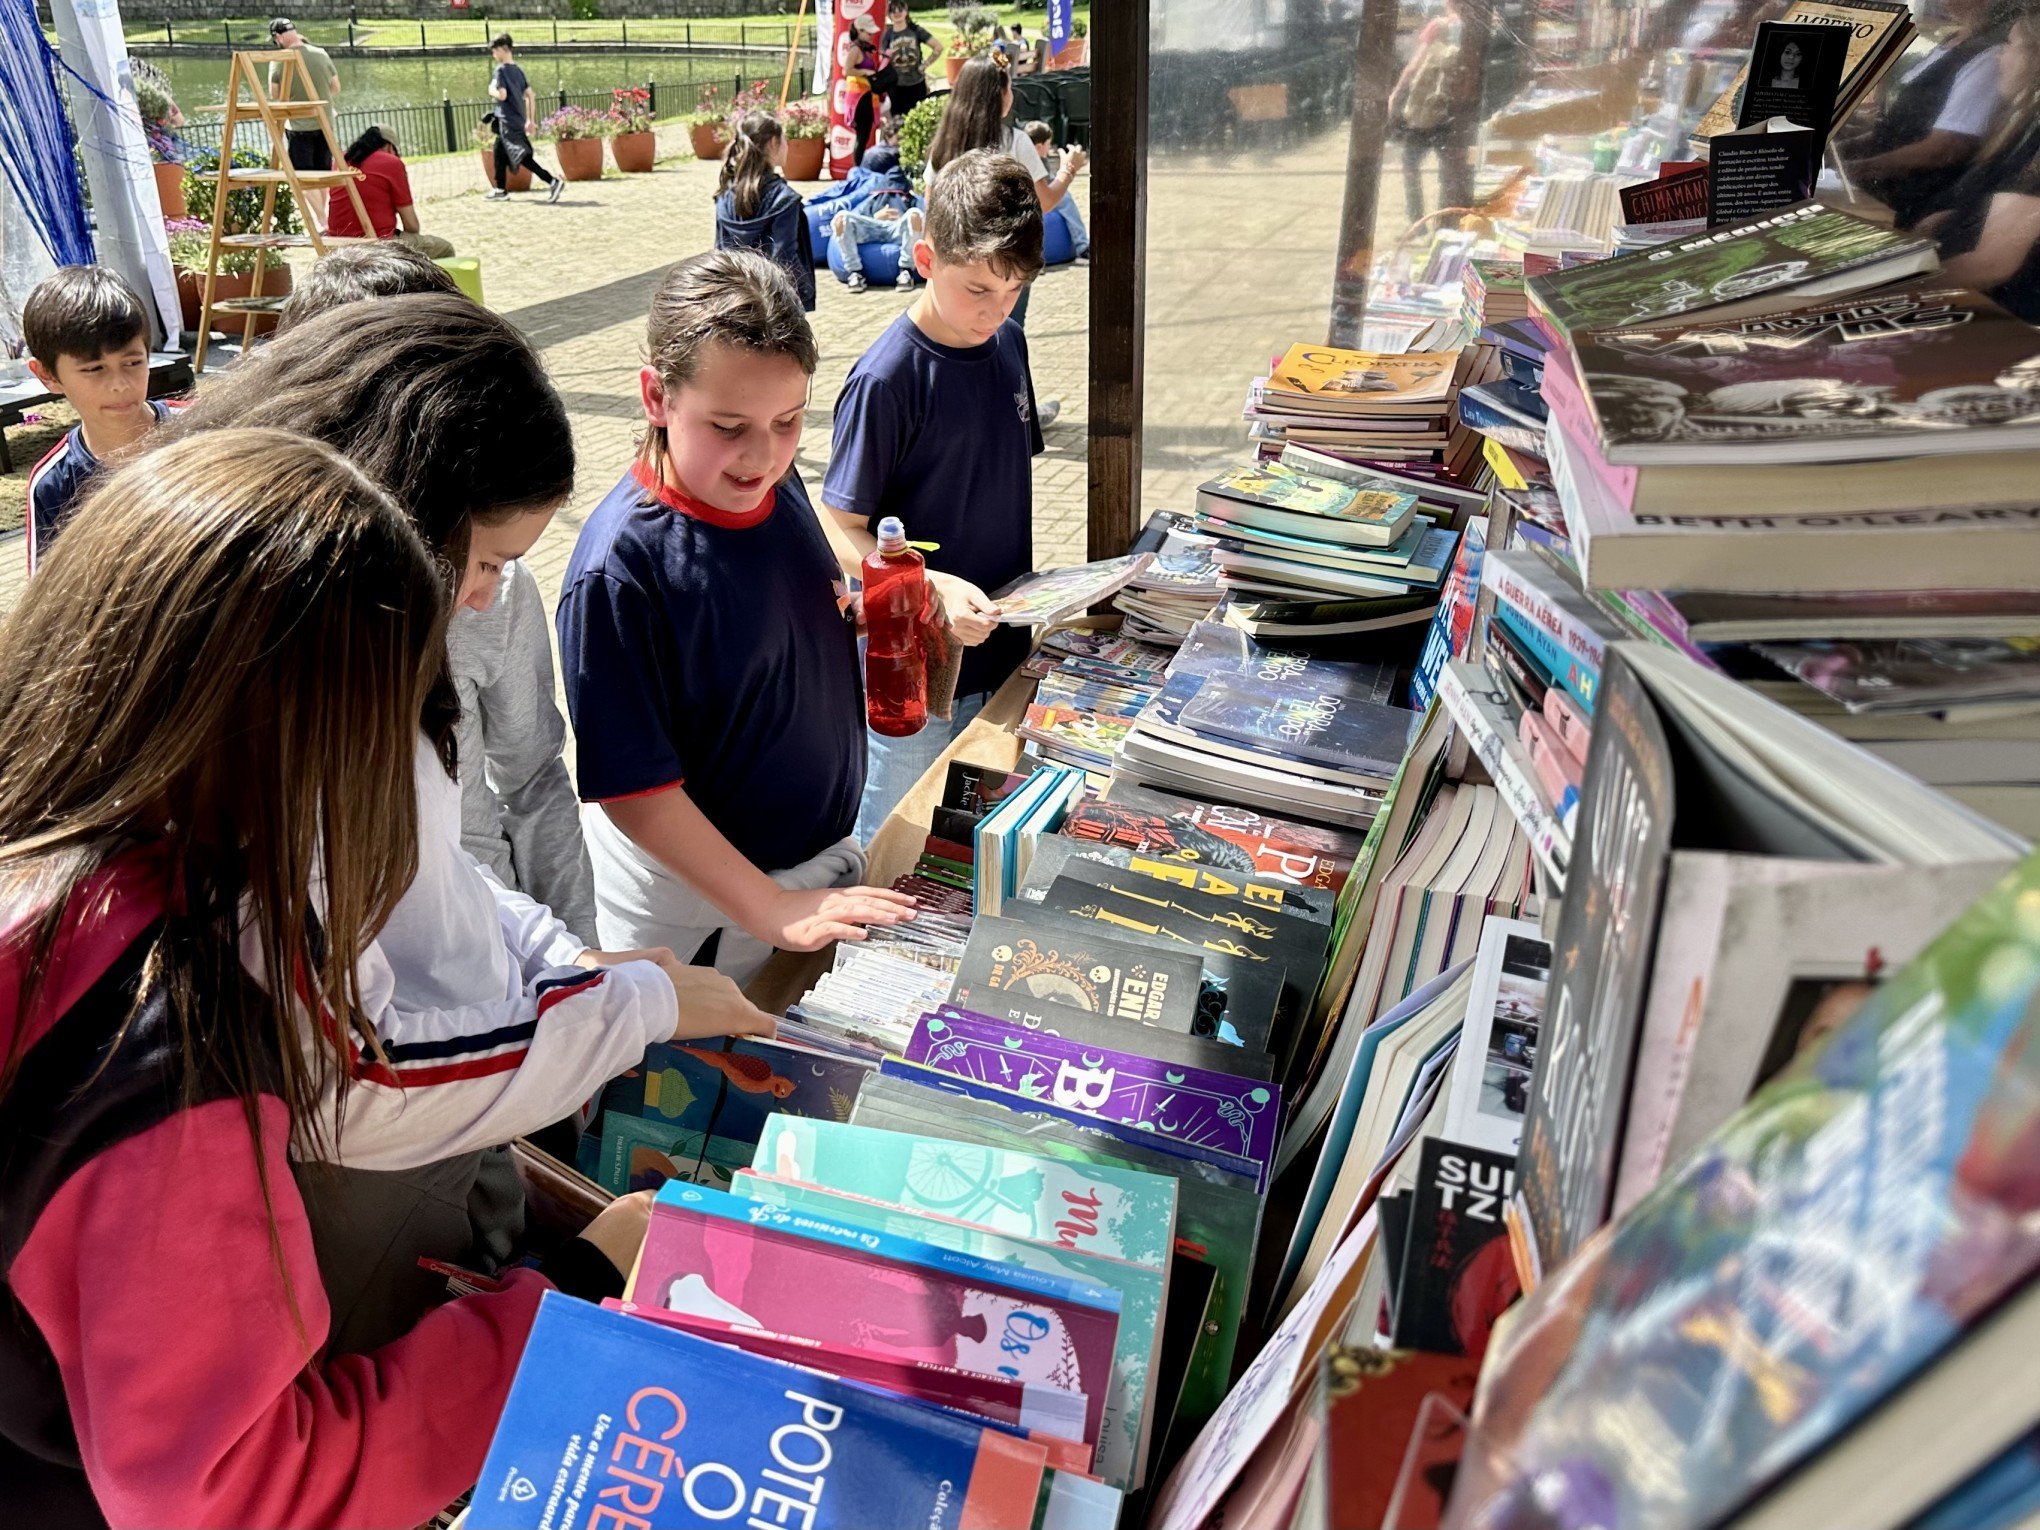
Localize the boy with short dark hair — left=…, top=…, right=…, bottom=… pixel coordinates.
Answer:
left=821, top=149, right=1046, bottom=839
left=486, top=32, right=562, bottom=202
left=22, top=266, right=171, bottom=573
left=277, top=242, right=462, bottom=331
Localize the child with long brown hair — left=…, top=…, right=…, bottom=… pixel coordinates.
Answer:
left=0, top=431, right=653, bottom=1526
left=557, top=249, right=915, bottom=981
left=714, top=109, right=816, bottom=311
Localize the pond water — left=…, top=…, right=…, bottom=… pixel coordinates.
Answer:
left=151, top=49, right=791, bottom=117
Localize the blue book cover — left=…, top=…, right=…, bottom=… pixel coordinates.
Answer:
left=474, top=1294, right=1064, bottom=1529
left=1492, top=601, right=1596, bottom=715
left=1459, top=853, right=2040, bottom=1530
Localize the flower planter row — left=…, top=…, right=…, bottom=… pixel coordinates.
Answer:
left=687, top=123, right=826, bottom=181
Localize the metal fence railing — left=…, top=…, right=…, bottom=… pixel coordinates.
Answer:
left=173, top=64, right=810, bottom=162
left=157, top=18, right=818, bottom=55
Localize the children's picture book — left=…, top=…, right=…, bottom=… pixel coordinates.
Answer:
left=628, top=1181, right=1122, bottom=1457
left=587, top=1038, right=872, bottom=1194
left=753, top=1115, right=1181, bottom=1271
left=990, top=554, right=1157, bottom=626
left=1443, top=917, right=1551, bottom=1156
left=1455, top=851, right=2040, bottom=1530
left=904, top=1008, right=1282, bottom=1178
left=474, top=1294, right=1109, bottom=1530
left=1388, top=1138, right=1520, bottom=1360
left=952, top=914, right=1209, bottom=1035
left=732, top=1170, right=1166, bottom=1491
left=605, top=1298, right=1093, bottom=1457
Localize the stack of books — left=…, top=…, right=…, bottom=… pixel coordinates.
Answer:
left=1246, top=341, right=1496, bottom=490
left=1110, top=512, right=1225, bottom=644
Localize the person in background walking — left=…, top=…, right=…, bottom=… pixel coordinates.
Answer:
left=1386, top=0, right=1478, bottom=224
left=486, top=32, right=563, bottom=203
left=266, top=18, right=341, bottom=228
left=881, top=0, right=935, bottom=121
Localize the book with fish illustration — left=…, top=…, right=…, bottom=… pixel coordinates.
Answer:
left=584, top=1038, right=874, bottom=1195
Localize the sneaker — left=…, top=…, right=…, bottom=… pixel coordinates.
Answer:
left=896, top=266, right=916, bottom=290
left=1038, top=398, right=1062, bottom=429
left=485, top=189, right=510, bottom=201
left=846, top=272, right=869, bottom=293
left=546, top=178, right=564, bottom=204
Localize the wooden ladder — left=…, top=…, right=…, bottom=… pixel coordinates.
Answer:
left=191, top=49, right=377, bottom=373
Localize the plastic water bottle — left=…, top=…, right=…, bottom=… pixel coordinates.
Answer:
left=863, top=516, right=928, bottom=738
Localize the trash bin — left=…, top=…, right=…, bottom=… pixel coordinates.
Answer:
left=435, top=256, right=485, bottom=306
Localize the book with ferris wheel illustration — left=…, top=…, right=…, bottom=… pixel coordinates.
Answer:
left=752, top=1116, right=1180, bottom=1273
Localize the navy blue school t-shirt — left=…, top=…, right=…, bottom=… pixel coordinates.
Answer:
left=556, top=462, right=865, bottom=872
left=822, top=310, right=1043, bottom=698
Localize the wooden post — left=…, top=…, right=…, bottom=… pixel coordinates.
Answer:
left=1328, top=0, right=1402, bottom=346
left=1085, top=0, right=1149, bottom=559
left=778, top=0, right=814, bottom=109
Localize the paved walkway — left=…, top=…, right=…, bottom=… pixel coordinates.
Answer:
left=0, top=123, right=1360, bottom=626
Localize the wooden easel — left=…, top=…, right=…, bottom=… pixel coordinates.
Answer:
left=192, top=49, right=375, bottom=372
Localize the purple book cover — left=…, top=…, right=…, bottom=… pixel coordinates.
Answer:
left=905, top=1008, right=1282, bottom=1183
left=627, top=1180, right=1121, bottom=1453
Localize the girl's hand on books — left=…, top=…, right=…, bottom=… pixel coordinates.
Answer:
left=928, top=571, right=1000, bottom=646
left=576, top=1189, right=658, bottom=1277
left=760, top=884, right=919, bottom=951
left=665, top=963, right=779, bottom=1042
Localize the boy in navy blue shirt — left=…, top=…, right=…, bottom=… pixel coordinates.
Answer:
left=557, top=250, right=914, bottom=980
left=22, top=266, right=174, bottom=574
left=820, top=149, right=1046, bottom=840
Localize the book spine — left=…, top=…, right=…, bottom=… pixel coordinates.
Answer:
left=1437, top=664, right=1570, bottom=882
left=1492, top=603, right=1597, bottom=716
left=1484, top=564, right=1607, bottom=712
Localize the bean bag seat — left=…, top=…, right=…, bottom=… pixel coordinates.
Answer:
left=827, top=232, right=908, bottom=287
left=1043, top=202, right=1078, bottom=267
left=804, top=201, right=837, bottom=266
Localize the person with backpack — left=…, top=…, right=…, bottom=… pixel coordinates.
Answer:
left=1387, top=0, right=1478, bottom=223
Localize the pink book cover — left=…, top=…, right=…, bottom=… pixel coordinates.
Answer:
left=1541, top=688, right=1592, bottom=766
left=1536, top=349, right=1639, bottom=510
left=625, top=1183, right=1122, bottom=1454
left=602, top=1299, right=1095, bottom=1472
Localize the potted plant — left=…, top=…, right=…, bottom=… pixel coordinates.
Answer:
left=134, top=70, right=188, bottom=219
left=1050, top=17, right=1088, bottom=69
left=945, top=3, right=1000, bottom=82
left=609, top=86, right=658, bottom=172
left=781, top=100, right=828, bottom=181
left=166, top=213, right=295, bottom=339
left=474, top=118, right=533, bottom=192
left=685, top=84, right=731, bottom=160
left=541, top=105, right=613, bottom=181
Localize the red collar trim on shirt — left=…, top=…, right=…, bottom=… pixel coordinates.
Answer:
left=631, top=459, right=776, bottom=529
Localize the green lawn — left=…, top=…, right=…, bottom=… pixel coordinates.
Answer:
left=126, top=7, right=1090, bottom=58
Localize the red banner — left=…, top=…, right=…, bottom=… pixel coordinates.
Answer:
left=825, top=0, right=881, bottom=178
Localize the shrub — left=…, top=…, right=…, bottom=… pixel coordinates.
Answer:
left=541, top=105, right=616, bottom=141
left=898, top=94, right=946, bottom=185
left=947, top=2, right=1001, bottom=33
left=782, top=100, right=829, bottom=140
left=181, top=149, right=303, bottom=241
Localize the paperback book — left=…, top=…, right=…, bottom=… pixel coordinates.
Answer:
left=951, top=915, right=1211, bottom=1035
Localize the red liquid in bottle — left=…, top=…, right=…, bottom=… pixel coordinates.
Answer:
left=863, top=518, right=929, bottom=738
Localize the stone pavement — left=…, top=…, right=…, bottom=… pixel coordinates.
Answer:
left=0, top=123, right=1359, bottom=625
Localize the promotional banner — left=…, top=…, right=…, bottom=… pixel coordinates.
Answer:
left=1049, top=0, right=1073, bottom=49
left=45, top=0, right=182, bottom=348
left=825, top=0, right=879, bottom=178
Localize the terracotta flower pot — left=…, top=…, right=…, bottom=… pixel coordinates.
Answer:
left=480, top=149, right=534, bottom=192
left=152, top=159, right=187, bottom=220
left=1049, top=41, right=1086, bottom=69
left=691, top=122, right=730, bottom=160
left=946, top=55, right=965, bottom=83
left=178, top=261, right=296, bottom=339
left=556, top=136, right=605, bottom=181
left=784, top=136, right=827, bottom=181
left=611, top=130, right=657, bottom=172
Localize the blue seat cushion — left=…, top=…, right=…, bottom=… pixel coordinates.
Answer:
left=1043, top=202, right=1077, bottom=266
left=826, top=233, right=907, bottom=286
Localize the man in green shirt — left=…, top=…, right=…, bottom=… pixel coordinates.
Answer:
left=267, top=18, right=341, bottom=226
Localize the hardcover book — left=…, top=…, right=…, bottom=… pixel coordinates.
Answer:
left=474, top=1294, right=1085, bottom=1530
left=628, top=1181, right=1122, bottom=1456
left=731, top=1171, right=1165, bottom=1490
left=752, top=1116, right=1180, bottom=1271
left=1388, top=1138, right=1520, bottom=1360
left=951, top=915, right=1208, bottom=1035
left=1451, top=851, right=2040, bottom=1530
left=904, top=1008, right=1282, bottom=1178
left=1525, top=201, right=1936, bottom=343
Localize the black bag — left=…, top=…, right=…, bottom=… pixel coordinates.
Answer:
left=871, top=59, right=899, bottom=94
